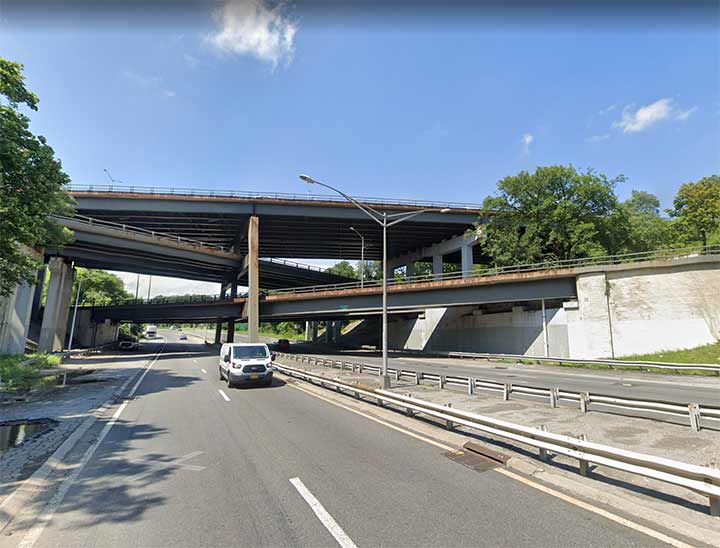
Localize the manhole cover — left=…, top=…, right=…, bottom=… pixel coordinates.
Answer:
left=445, top=450, right=499, bottom=473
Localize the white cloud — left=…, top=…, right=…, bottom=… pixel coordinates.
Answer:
left=613, top=98, right=697, bottom=133
left=122, top=70, right=176, bottom=98
left=588, top=133, right=611, bottom=143
left=206, top=0, right=297, bottom=68
left=184, top=53, right=199, bottom=69
left=520, top=132, right=534, bottom=154
left=674, top=106, right=698, bottom=121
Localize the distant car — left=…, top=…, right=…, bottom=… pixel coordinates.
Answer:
left=118, top=336, right=139, bottom=351
left=179, top=334, right=187, bottom=340
left=276, top=339, right=290, bottom=352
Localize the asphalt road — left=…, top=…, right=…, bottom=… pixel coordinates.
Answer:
left=3, top=333, right=682, bottom=547
left=289, top=344, right=720, bottom=406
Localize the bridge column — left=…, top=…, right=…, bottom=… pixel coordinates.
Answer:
left=311, top=321, right=318, bottom=343
left=432, top=255, right=443, bottom=278
left=31, top=265, right=46, bottom=321
left=0, top=279, right=36, bottom=355
left=247, top=216, right=260, bottom=343
left=214, top=282, right=229, bottom=344
left=406, top=262, right=416, bottom=278
left=39, top=257, right=75, bottom=352
left=226, top=283, right=237, bottom=343
left=461, top=243, right=473, bottom=277
left=333, top=321, right=343, bottom=344
left=305, top=321, right=311, bottom=341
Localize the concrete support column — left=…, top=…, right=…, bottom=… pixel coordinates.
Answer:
left=0, top=280, right=36, bottom=355
left=305, top=321, right=311, bottom=342
left=311, top=321, right=319, bottom=343
left=406, top=262, right=416, bottom=278
left=432, top=255, right=443, bottom=278
left=214, top=321, right=223, bottom=344
left=31, top=266, right=46, bottom=321
left=333, top=321, right=343, bottom=345
left=385, top=262, right=395, bottom=280
left=227, top=283, right=237, bottom=343
left=461, top=243, right=473, bottom=277
left=247, top=216, right=260, bottom=343
left=39, top=257, right=74, bottom=352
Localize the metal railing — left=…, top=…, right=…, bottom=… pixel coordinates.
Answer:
left=267, top=244, right=720, bottom=295
left=54, top=214, right=228, bottom=252
left=81, top=293, right=233, bottom=307
left=271, top=361, right=720, bottom=516
left=68, top=183, right=486, bottom=211
left=275, top=352, right=720, bottom=431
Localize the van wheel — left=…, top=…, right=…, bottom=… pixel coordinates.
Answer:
left=219, top=366, right=224, bottom=380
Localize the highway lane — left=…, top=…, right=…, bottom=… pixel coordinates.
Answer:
left=290, top=345, right=720, bottom=406
left=5, top=335, right=680, bottom=547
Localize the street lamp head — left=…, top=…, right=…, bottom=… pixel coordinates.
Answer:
left=299, top=174, right=317, bottom=185
left=440, top=208, right=451, bottom=213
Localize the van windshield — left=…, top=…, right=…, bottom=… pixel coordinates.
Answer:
left=231, top=346, right=268, bottom=360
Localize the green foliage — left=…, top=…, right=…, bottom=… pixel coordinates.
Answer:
left=481, top=166, right=627, bottom=265
left=326, top=260, right=357, bottom=279
left=119, top=323, right=143, bottom=338
left=74, top=268, right=131, bottom=304
left=0, top=57, right=75, bottom=297
left=669, top=175, right=720, bottom=247
left=620, top=190, right=672, bottom=253
left=0, top=352, right=61, bottom=391
left=356, top=260, right=381, bottom=281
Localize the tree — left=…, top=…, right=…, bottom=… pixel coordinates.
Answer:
left=73, top=268, right=131, bottom=304
left=480, top=165, right=627, bottom=265
left=327, top=261, right=357, bottom=279
left=0, top=57, right=74, bottom=297
left=669, top=175, right=720, bottom=248
left=620, top=190, right=672, bottom=253
left=356, top=260, right=381, bottom=281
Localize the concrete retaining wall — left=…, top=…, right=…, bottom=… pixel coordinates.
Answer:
left=388, top=260, right=719, bottom=359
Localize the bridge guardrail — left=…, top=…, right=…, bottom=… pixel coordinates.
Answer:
left=267, top=244, right=720, bottom=295
left=275, top=352, right=720, bottom=432
left=67, top=183, right=486, bottom=211
left=272, top=361, right=720, bottom=517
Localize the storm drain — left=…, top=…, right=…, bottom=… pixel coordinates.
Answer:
left=445, top=450, right=500, bottom=473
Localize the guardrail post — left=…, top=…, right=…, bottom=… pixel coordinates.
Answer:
left=444, top=403, right=453, bottom=430
left=406, top=394, right=415, bottom=417
left=538, top=425, right=549, bottom=462
left=439, top=375, right=446, bottom=389
left=503, top=383, right=511, bottom=401
left=578, top=434, right=589, bottom=476
left=708, top=462, right=720, bottom=517
left=415, top=372, right=421, bottom=385
left=689, top=403, right=701, bottom=432
left=549, top=387, right=559, bottom=408
left=395, top=369, right=400, bottom=381
left=359, top=363, right=364, bottom=374
left=468, top=378, right=475, bottom=396
left=580, top=392, right=589, bottom=413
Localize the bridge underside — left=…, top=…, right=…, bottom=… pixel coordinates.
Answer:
left=86, top=277, right=577, bottom=323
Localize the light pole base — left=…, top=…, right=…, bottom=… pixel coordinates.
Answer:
left=380, top=374, right=391, bottom=389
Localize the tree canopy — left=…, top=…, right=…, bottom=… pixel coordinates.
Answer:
left=0, top=57, right=74, bottom=297
left=326, top=260, right=357, bottom=279
left=73, top=268, right=131, bottom=304
left=669, top=175, right=720, bottom=247
left=480, top=165, right=626, bottom=265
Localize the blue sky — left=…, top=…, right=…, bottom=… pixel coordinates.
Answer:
left=2, top=1, right=718, bottom=294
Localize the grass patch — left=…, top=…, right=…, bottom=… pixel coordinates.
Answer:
left=0, top=353, right=62, bottom=391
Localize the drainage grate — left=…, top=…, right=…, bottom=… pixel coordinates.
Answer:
left=444, top=450, right=500, bottom=473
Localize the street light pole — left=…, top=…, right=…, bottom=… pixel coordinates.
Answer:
left=349, top=226, right=365, bottom=288
left=300, top=174, right=449, bottom=388
left=68, top=277, right=83, bottom=351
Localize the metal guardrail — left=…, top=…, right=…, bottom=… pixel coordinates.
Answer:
left=272, top=361, right=720, bottom=516
left=81, top=293, right=233, bottom=307
left=54, top=214, right=228, bottom=252
left=67, top=183, right=486, bottom=211
left=267, top=244, right=720, bottom=295
left=275, top=353, right=720, bottom=432
left=428, top=350, right=720, bottom=373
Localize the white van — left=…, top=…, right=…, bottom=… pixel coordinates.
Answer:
left=145, top=325, right=158, bottom=338
left=219, top=343, right=275, bottom=388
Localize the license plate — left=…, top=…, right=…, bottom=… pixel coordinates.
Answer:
left=250, top=374, right=259, bottom=380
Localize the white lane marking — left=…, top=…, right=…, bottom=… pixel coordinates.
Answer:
left=495, top=469, right=694, bottom=548
left=17, top=343, right=166, bottom=548
left=201, top=368, right=207, bottom=374
left=289, top=477, right=358, bottom=548
left=218, top=389, right=231, bottom=402
left=284, top=375, right=694, bottom=548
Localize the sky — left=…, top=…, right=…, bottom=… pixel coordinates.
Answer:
left=2, top=1, right=719, bottom=296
